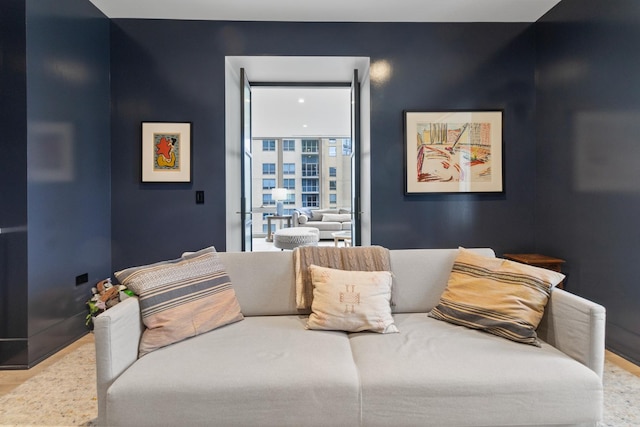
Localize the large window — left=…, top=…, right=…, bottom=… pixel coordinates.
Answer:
left=283, top=139, right=295, bottom=151
left=262, top=163, right=276, bottom=175
left=262, top=140, right=276, bottom=151
left=263, top=179, right=276, bottom=189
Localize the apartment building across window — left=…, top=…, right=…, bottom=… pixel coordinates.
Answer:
left=252, top=137, right=351, bottom=238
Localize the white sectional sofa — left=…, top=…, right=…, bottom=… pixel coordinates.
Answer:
left=292, top=208, right=351, bottom=239
left=94, top=248, right=605, bottom=427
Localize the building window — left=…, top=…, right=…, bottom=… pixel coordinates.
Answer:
left=263, top=163, right=276, bottom=175
left=302, top=179, right=318, bottom=193
left=329, top=138, right=336, bottom=144
left=302, top=139, right=318, bottom=153
left=262, top=140, right=276, bottom=151
left=302, top=194, right=319, bottom=208
left=283, top=178, right=295, bottom=190
left=263, top=224, right=276, bottom=233
left=285, top=194, right=296, bottom=205
left=283, top=163, right=295, bottom=175
left=283, top=139, right=295, bottom=151
left=302, top=155, right=318, bottom=177
left=329, top=180, right=336, bottom=190
left=263, top=194, right=275, bottom=205
left=328, top=146, right=337, bottom=157
left=342, top=139, right=352, bottom=155
left=329, top=194, right=337, bottom=204
left=329, top=167, right=337, bottom=177
left=263, top=179, right=276, bottom=189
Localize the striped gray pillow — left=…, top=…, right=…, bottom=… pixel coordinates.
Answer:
left=429, top=247, right=564, bottom=346
left=115, top=247, right=243, bottom=357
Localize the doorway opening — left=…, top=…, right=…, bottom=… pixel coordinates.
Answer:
left=225, top=56, right=371, bottom=252
left=250, top=85, right=353, bottom=251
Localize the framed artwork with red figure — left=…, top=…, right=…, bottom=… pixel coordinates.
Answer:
left=141, top=122, right=192, bottom=182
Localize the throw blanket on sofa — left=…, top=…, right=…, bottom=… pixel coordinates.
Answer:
left=293, top=246, right=391, bottom=310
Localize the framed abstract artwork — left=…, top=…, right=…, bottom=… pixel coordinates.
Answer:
left=141, top=122, right=192, bottom=182
left=404, top=110, right=503, bottom=194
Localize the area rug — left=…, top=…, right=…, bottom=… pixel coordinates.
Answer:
left=0, top=343, right=96, bottom=426
left=0, top=342, right=638, bottom=426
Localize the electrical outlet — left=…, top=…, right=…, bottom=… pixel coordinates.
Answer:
left=196, top=190, right=205, bottom=204
left=76, top=273, right=89, bottom=286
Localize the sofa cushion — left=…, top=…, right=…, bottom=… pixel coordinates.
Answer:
left=348, top=313, right=603, bottom=427
left=322, top=213, right=351, bottom=222
left=106, top=316, right=361, bottom=427
left=429, top=247, right=564, bottom=346
left=306, top=221, right=343, bottom=232
left=114, top=247, right=244, bottom=357
left=306, top=265, right=398, bottom=334
left=310, top=208, right=339, bottom=221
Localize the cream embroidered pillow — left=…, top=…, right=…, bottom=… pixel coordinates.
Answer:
left=306, top=265, right=398, bottom=334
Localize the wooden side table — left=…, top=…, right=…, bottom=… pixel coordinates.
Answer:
left=265, top=215, right=292, bottom=242
left=503, top=253, right=566, bottom=289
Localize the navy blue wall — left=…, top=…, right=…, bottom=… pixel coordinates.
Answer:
left=1, top=0, right=111, bottom=368
left=110, top=20, right=537, bottom=271
left=537, top=0, right=640, bottom=364
left=0, top=0, right=29, bottom=366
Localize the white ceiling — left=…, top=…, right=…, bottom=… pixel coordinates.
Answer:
left=88, top=0, right=561, bottom=22
left=252, top=87, right=352, bottom=139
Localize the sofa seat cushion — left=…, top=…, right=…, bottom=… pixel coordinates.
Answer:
left=306, top=221, right=343, bottom=232
left=106, top=316, right=361, bottom=427
left=348, top=313, right=603, bottom=427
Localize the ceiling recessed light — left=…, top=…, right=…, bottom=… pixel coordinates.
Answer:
left=298, top=98, right=305, bottom=103
left=303, top=124, right=308, bottom=128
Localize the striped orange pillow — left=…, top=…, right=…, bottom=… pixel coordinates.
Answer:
left=115, top=247, right=243, bottom=357
left=429, top=247, right=564, bottom=346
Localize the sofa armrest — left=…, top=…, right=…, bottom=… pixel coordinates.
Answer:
left=537, top=288, right=606, bottom=379
left=94, top=297, right=144, bottom=426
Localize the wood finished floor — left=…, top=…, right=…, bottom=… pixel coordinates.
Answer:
left=0, top=332, right=639, bottom=399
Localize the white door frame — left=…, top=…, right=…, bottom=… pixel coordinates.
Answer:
left=224, top=56, right=371, bottom=251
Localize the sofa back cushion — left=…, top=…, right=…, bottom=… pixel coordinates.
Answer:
left=219, top=251, right=300, bottom=316
left=389, top=248, right=495, bottom=313
left=219, top=248, right=495, bottom=317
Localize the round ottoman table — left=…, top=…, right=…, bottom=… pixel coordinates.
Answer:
left=273, top=227, right=319, bottom=250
